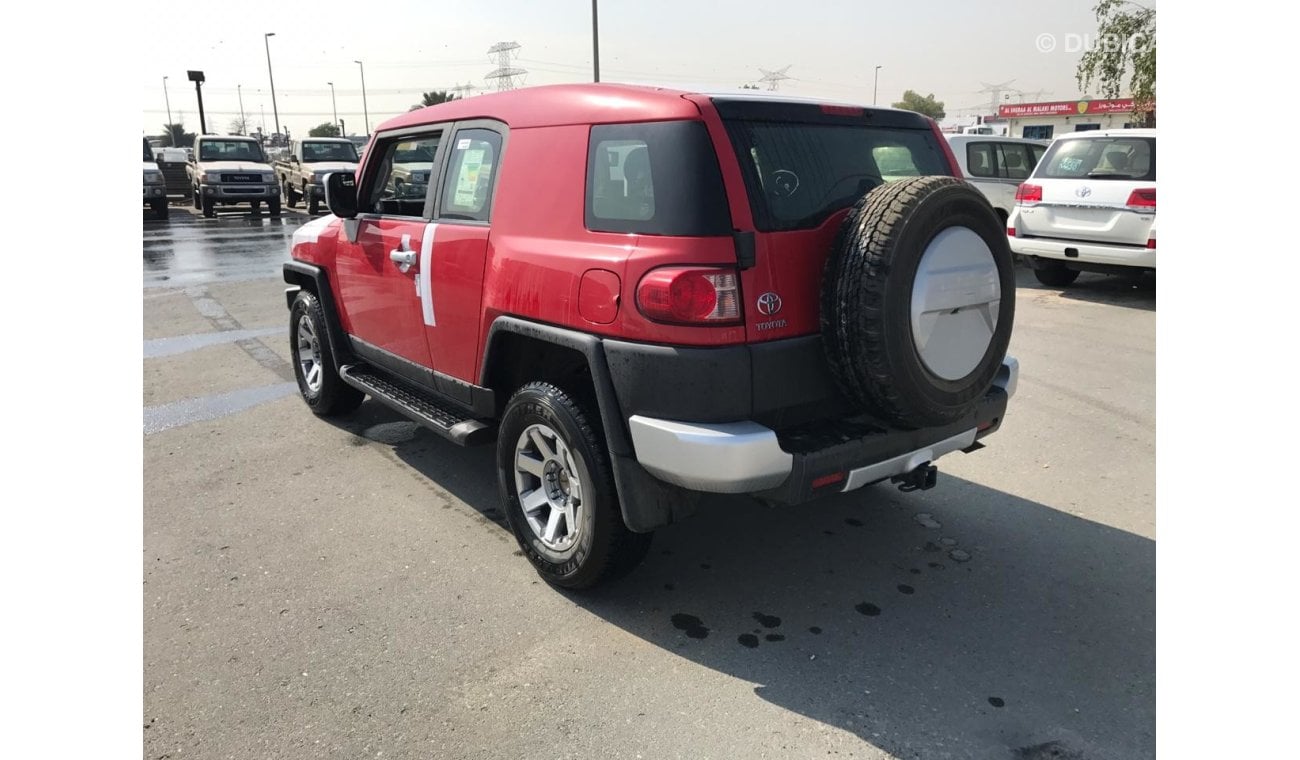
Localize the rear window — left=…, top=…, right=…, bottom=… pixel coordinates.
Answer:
left=1036, top=136, right=1155, bottom=181
left=723, top=120, right=951, bottom=231
left=585, top=121, right=731, bottom=236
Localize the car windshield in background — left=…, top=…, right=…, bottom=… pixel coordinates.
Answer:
left=199, top=140, right=265, bottom=162
left=1037, top=136, right=1155, bottom=181
left=723, top=120, right=950, bottom=231
left=303, top=142, right=359, bottom=162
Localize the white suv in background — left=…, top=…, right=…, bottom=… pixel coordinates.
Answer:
left=1007, top=129, right=1156, bottom=286
left=946, top=134, right=1048, bottom=222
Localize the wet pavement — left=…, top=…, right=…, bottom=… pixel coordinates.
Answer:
left=143, top=203, right=1156, bottom=759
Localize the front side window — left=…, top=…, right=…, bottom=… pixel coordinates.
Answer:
left=198, top=140, right=265, bottom=162
left=362, top=133, right=441, bottom=216
left=967, top=142, right=995, bottom=178
left=438, top=129, right=503, bottom=222
left=585, top=121, right=731, bottom=236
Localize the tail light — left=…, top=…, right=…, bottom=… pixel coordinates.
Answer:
left=1007, top=225, right=1016, bottom=237
left=1146, top=237, right=1156, bottom=249
left=1126, top=188, right=1156, bottom=211
left=636, top=267, right=741, bottom=325
left=1015, top=183, right=1042, bottom=205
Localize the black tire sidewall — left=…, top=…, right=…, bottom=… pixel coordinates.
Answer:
left=288, top=291, right=359, bottom=415
left=497, top=385, right=613, bottom=588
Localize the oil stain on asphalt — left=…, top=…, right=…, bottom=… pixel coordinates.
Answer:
left=670, top=613, right=709, bottom=639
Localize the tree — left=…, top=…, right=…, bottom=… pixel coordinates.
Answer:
left=308, top=122, right=341, bottom=137
left=411, top=90, right=457, bottom=110
left=228, top=116, right=250, bottom=136
left=161, top=122, right=195, bottom=148
left=1076, top=0, right=1156, bottom=124
left=891, top=90, right=946, bottom=120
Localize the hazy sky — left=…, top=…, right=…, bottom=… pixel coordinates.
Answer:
left=143, top=0, right=1148, bottom=139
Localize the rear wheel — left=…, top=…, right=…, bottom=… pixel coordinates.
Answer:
left=283, top=178, right=299, bottom=208
left=268, top=196, right=282, bottom=217
left=1033, top=262, right=1080, bottom=287
left=498, top=382, right=651, bottom=589
left=192, top=186, right=200, bottom=209
left=307, top=185, right=320, bottom=215
left=289, top=290, right=364, bottom=416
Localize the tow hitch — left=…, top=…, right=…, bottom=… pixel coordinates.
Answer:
left=892, top=463, right=938, bottom=493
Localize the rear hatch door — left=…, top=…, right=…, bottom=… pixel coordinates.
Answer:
left=1018, top=134, right=1155, bottom=246
left=696, top=97, right=957, bottom=343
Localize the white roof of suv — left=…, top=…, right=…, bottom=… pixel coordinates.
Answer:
left=1053, top=128, right=1156, bottom=141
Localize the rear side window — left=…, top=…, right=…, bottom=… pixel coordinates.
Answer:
left=1036, top=136, right=1156, bottom=181
left=723, top=120, right=950, bottom=231
left=585, top=121, right=731, bottom=236
left=438, top=129, right=503, bottom=222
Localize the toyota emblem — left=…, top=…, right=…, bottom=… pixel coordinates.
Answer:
left=1075, top=185, right=1092, bottom=198
left=756, top=292, right=783, bottom=316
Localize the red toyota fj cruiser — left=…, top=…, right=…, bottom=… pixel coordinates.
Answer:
left=285, top=84, right=1018, bottom=589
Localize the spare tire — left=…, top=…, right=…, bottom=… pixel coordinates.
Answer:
left=821, top=175, right=1015, bottom=428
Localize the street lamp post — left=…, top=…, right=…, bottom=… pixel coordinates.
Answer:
left=354, top=60, right=370, bottom=137
left=591, top=0, right=600, bottom=83
left=264, top=32, right=281, bottom=140
left=873, top=65, right=882, bottom=106
left=163, top=76, right=172, bottom=128
left=237, top=84, right=246, bottom=135
left=328, top=81, right=339, bottom=133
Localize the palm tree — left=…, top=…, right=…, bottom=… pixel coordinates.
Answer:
left=161, top=123, right=195, bottom=148
left=411, top=90, right=457, bottom=110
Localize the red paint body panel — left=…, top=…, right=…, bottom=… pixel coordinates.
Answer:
left=422, top=223, right=488, bottom=382
left=334, top=218, right=430, bottom=367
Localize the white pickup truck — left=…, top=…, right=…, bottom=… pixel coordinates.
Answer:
left=188, top=135, right=280, bottom=218
left=274, top=138, right=360, bottom=215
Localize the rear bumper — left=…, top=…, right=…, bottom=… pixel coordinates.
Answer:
left=628, top=356, right=1017, bottom=502
left=1010, top=235, right=1156, bottom=269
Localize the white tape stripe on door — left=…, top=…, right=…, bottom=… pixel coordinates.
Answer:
left=419, top=222, right=438, bottom=326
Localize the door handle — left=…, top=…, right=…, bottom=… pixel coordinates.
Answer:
left=389, top=233, right=415, bottom=272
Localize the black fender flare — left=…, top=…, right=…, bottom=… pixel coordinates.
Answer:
left=282, top=261, right=354, bottom=370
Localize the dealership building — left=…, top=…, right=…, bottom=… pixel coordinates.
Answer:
left=998, top=98, right=1150, bottom=140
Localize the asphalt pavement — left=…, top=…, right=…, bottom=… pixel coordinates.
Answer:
left=143, top=202, right=1155, bottom=760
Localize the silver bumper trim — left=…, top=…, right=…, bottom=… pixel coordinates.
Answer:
left=840, top=428, right=976, bottom=492
left=627, top=416, right=792, bottom=493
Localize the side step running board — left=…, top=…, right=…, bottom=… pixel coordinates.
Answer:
left=339, top=364, right=496, bottom=446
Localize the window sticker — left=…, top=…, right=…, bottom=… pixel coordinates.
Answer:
left=1058, top=156, right=1084, bottom=173
left=453, top=147, right=487, bottom=208
left=456, top=138, right=471, bottom=150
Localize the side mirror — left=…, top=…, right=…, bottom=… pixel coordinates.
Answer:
left=325, top=172, right=358, bottom=218
left=291, top=155, right=299, bottom=163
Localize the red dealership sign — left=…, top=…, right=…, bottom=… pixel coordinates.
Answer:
left=998, top=98, right=1137, bottom=118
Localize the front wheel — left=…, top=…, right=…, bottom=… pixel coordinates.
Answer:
left=150, top=198, right=168, bottom=219
left=307, top=186, right=320, bottom=215
left=289, top=290, right=364, bottom=416
left=201, top=196, right=216, bottom=218
left=268, top=196, right=282, bottom=217
left=1033, top=262, right=1081, bottom=287
left=497, top=382, right=651, bottom=590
